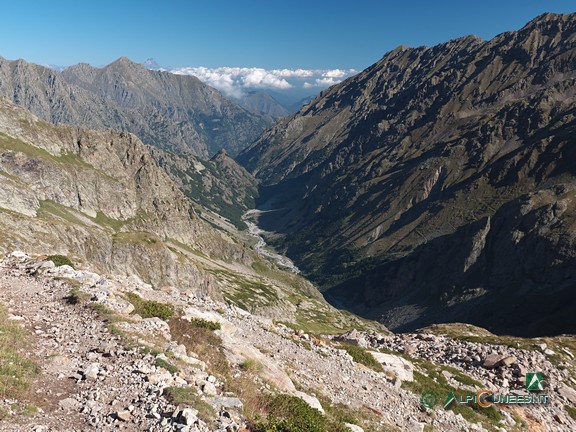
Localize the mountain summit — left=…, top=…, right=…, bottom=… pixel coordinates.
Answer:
left=237, top=12, right=576, bottom=336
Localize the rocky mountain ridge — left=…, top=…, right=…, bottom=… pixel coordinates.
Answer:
left=237, top=12, right=576, bottom=336
left=0, top=56, right=269, bottom=157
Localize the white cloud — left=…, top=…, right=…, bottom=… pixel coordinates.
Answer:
left=169, top=65, right=357, bottom=98
left=303, top=77, right=343, bottom=88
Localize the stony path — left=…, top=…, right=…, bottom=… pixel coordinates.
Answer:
left=0, top=255, right=243, bottom=432
left=0, top=262, right=175, bottom=431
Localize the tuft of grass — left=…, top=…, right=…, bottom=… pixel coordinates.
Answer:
left=0, top=305, right=39, bottom=403
left=125, top=292, right=175, bottom=321
left=340, top=344, right=383, bottom=372
left=565, top=405, right=576, bottom=421
left=239, top=358, right=264, bottom=373
left=47, top=254, right=74, bottom=268
left=254, top=393, right=327, bottom=432
left=155, top=357, right=179, bottom=374
left=65, top=286, right=89, bottom=305
left=164, top=386, right=215, bottom=423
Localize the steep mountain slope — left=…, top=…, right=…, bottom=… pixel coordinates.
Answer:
left=237, top=13, right=576, bottom=336
left=0, top=97, right=357, bottom=330
left=0, top=56, right=269, bottom=157
left=151, top=148, right=259, bottom=229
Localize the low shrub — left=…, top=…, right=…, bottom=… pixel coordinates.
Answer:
left=125, top=292, right=174, bottom=321
left=188, top=317, right=221, bottom=331
left=340, top=344, right=383, bottom=372
left=254, top=394, right=326, bottom=432
left=564, top=405, right=576, bottom=421
left=47, top=254, right=74, bottom=268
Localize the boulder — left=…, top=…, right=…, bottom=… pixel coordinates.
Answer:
left=558, top=384, right=576, bottom=405
left=370, top=351, right=414, bottom=381
left=207, top=397, right=244, bottom=410
left=345, top=423, right=365, bottom=432
left=482, top=354, right=516, bottom=368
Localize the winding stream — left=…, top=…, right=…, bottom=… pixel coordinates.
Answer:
left=242, top=209, right=300, bottom=273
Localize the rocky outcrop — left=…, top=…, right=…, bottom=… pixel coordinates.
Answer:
left=237, top=13, right=576, bottom=335
left=0, top=97, right=249, bottom=295
left=0, top=56, right=269, bottom=157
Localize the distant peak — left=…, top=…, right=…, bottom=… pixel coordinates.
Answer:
left=109, top=56, right=139, bottom=67
left=143, top=58, right=161, bottom=70
left=105, top=56, right=146, bottom=72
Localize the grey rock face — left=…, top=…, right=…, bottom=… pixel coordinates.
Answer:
left=0, top=97, right=249, bottom=296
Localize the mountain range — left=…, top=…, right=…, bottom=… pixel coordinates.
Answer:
left=238, top=12, right=576, bottom=336
left=0, top=56, right=269, bottom=157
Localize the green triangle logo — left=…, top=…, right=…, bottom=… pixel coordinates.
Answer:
left=443, top=391, right=456, bottom=408
left=526, top=372, right=545, bottom=391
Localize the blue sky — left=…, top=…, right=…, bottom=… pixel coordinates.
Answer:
left=1, top=1, right=573, bottom=71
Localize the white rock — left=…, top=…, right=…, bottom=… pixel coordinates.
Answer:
left=370, top=351, right=414, bottom=382
left=59, top=397, right=80, bottom=411
left=84, top=363, right=100, bottom=380
left=181, top=407, right=198, bottom=425
left=202, top=381, right=218, bottom=396
left=116, top=410, right=131, bottom=422
left=345, top=423, right=364, bottom=432
left=293, top=391, right=324, bottom=414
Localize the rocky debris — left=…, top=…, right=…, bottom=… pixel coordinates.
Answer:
left=334, top=328, right=369, bottom=348
left=338, top=328, right=576, bottom=430
left=2, top=251, right=575, bottom=431
left=0, top=253, right=249, bottom=432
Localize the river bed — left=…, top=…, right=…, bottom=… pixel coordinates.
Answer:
left=242, top=209, right=300, bottom=273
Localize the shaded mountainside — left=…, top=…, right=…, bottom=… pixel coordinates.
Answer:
left=0, top=56, right=270, bottom=157
left=237, top=13, right=576, bottom=336
left=0, top=97, right=362, bottom=330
